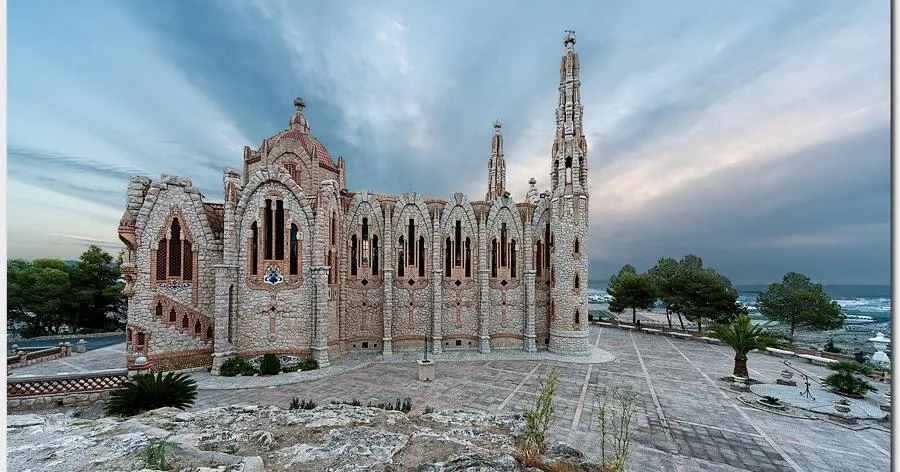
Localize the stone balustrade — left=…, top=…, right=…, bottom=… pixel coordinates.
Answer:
left=7, top=368, right=129, bottom=410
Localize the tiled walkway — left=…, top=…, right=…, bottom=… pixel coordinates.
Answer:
left=188, top=327, right=891, bottom=472
left=8, top=343, right=126, bottom=377
left=10, top=327, right=891, bottom=471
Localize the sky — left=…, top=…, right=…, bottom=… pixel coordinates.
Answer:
left=6, top=0, right=891, bottom=285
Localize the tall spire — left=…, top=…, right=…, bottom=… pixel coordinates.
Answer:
left=486, top=119, right=507, bottom=200
left=557, top=31, right=583, bottom=139
left=551, top=30, right=588, bottom=196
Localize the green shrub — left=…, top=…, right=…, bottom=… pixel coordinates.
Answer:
left=259, top=354, right=282, bottom=375
left=424, top=405, right=435, bottom=414
left=282, top=364, right=300, bottom=373
left=823, top=360, right=876, bottom=397
left=299, top=357, right=319, bottom=371
left=105, top=372, right=197, bottom=417
left=823, top=339, right=841, bottom=353
left=332, top=398, right=412, bottom=413
left=521, top=367, right=560, bottom=454
left=289, top=397, right=317, bottom=410
left=220, top=357, right=257, bottom=377
left=332, top=399, right=363, bottom=407
left=142, top=433, right=174, bottom=470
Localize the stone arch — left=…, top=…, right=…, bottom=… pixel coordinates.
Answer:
left=134, top=178, right=217, bottom=253
left=235, top=165, right=316, bottom=284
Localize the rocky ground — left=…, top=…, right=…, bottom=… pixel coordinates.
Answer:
left=7, top=404, right=602, bottom=472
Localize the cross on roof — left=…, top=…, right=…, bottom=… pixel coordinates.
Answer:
left=294, top=97, right=306, bottom=111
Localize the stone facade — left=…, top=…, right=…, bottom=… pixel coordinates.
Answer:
left=117, top=34, right=591, bottom=373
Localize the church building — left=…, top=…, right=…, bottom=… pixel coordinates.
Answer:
left=117, top=32, right=590, bottom=373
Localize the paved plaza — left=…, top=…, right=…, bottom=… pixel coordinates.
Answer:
left=8, top=327, right=892, bottom=471
left=8, top=342, right=126, bottom=377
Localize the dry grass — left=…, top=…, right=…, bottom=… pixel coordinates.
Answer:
left=548, top=462, right=583, bottom=472
left=514, top=439, right=545, bottom=469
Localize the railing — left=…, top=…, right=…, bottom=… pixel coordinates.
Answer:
left=7, top=346, right=68, bottom=369
left=7, top=369, right=128, bottom=398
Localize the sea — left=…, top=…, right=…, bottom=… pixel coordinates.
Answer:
left=587, top=282, right=892, bottom=351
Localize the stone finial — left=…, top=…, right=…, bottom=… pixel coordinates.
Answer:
left=290, top=97, right=311, bottom=134
left=494, top=118, right=501, bottom=130
left=564, top=30, right=576, bottom=48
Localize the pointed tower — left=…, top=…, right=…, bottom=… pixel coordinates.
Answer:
left=549, top=30, right=590, bottom=355
left=485, top=119, right=507, bottom=200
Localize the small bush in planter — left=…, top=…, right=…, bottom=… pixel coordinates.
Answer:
left=299, top=357, right=319, bottom=371
left=823, top=360, right=876, bottom=397
left=105, top=372, right=197, bottom=417
left=220, top=357, right=257, bottom=377
left=760, top=395, right=782, bottom=406
left=259, top=354, right=282, bottom=375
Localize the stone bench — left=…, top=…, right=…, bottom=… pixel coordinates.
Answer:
left=700, top=337, right=722, bottom=344
left=618, top=325, right=636, bottom=330
left=669, top=332, right=693, bottom=339
left=642, top=328, right=662, bottom=335
left=765, top=348, right=797, bottom=358
left=797, top=354, right=838, bottom=366
left=597, top=322, right=613, bottom=328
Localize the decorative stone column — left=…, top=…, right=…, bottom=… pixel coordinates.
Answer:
left=382, top=201, right=395, bottom=356
left=524, top=269, right=537, bottom=352
left=311, top=266, right=331, bottom=367
left=210, top=264, right=238, bottom=375
left=478, top=268, right=491, bottom=353
left=431, top=267, right=443, bottom=355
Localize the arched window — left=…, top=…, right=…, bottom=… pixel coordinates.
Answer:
left=155, top=302, right=163, bottom=318
left=194, top=320, right=202, bottom=335
left=169, top=308, right=176, bottom=323
left=275, top=200, right=285, bottom=260
left=444, top=237, right=452, bottom=277
left=575, top=310, right=580, bottom=325
left=418, top=236, right=426, bottom=277
left=156, top=238, right=167, bottom=280
left=565, top=156, right=573, bottom=184
left=397, top=235, right=405, bottom=277
left=154, top=216, right=194, bottom=285
left=445, top=219, right=472, bottom=279
left=574, top=237, right=580, bottom=255
left=464, top=237, right=472, bottom=278
left=372, top=235, right=379, bottom=276
left=264, top=200, right=273, bottom=260
left=289, top=224, right=299, bottom=275
left=182, top=315, right=189, bottom=329
left=136, top=332, right=145, bottom=346
left=330, top=212, right=337, bottom=245
left=491, top=239, right=498, bottom=278
left=206, top=326, right=213, bottom=340
left=250, top=222, right=259, bottom=275
left=350, top=235, right=358, bottom=276
left=168, top=219, right=182, bottom=277
left=510, top=240, right=517, bottom=278
left=574, top=274, right=580, bottom=289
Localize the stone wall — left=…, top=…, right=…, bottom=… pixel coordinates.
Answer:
left=7, top=369, right=128, bottom=410
left=127, top=175, right=221, bottom=364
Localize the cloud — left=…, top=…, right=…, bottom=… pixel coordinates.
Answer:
left=6, top=1, right=889, bottom=284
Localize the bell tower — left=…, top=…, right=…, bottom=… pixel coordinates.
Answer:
left=549, top=30, right=590, bottom=354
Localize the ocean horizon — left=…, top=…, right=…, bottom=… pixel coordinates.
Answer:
left=587, top=281, right=892, bottom=322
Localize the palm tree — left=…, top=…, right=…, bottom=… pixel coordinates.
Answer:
left=709, top=315, right=790, bottom=378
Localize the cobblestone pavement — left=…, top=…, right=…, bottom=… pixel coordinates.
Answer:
left=188, top=327, right=891, bottom=472
left=8, top=343, right=126, bottom=377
